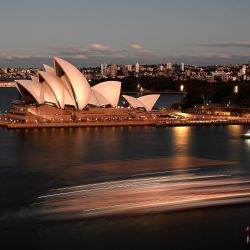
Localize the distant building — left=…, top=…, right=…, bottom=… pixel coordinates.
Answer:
left=135, top=62, right=140, bottom=74
left=110, top=64, right=118, bottom=77
left=240, top=65, right=247, bottom=75
left=181, top=63, right=185, bottom=72
left=166, top=62, right=172, bottom=70
left=126, top=64, right=133, bottom=72
left=186, top=70, right=191, bottom=77
left=120, top=64, right=133, bottom=77
left=119, top=65, right=127, bottom=76
left=2, top=68, right=8, bottom=74
left=101, top=63, right=108, bottom=76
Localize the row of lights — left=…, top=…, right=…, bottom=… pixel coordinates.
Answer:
left=179, top=85, right=239, bottom=93
left=136, top=83, right=238, bottom=94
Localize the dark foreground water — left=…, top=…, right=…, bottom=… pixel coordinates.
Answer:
left=1, top=88, right=250, bottom=249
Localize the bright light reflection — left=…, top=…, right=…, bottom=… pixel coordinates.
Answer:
left=244, top=139, right=250, bottom=148
left=227, top=125, right=242, bottom=137
left=172, top=126, right=191, bottom=156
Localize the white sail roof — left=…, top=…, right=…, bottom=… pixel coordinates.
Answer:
left=60, top=75, right=75, bottom=100
left=122, top=95, right=144, bottom=109
left=42, top=83, right=59, bottom=107
left=54, top=57, right=91, bottom=110
left=92, top=81, right=121, bottom=107
left=38, top=71, right=76, bottom=109
left=30, top=76, right=38, bottom=82
left=88, top=90, right=110, bottom=107
left=122, top=94, right=160, bottom=111
left=16, top=80, right=44, bottom=104
left=43, top=64, right=55, bottom=74
left=137, top=94, right=160, bottom=111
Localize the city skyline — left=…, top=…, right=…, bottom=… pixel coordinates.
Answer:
left=1, top=0, right=250, bottom=67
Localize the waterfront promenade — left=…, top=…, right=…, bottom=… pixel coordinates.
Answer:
left=0, top=82, right=16, bottom=87
left=1, top=113, right=250, bottom=129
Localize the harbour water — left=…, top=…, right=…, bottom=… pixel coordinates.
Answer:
left=1, top=88, right=250, bottom=249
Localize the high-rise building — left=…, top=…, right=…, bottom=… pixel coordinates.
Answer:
left=110, top=64, right=118, bottom=77
left=121, top=65, right=128, bottom=76
left=101, top=63, right=108, bottom=76
left=126, top=64, right=133, bottom=72
left=240, top=65, right=247, bottom=75
left=135, top=62, right=140, bottom=74
left=181, top=63, right=185, bottom=72
left=166, top=62, right=172, bottom=70
left=186, top=70, right=191, bottom=77
left=121, top=65, right=133, bottom=77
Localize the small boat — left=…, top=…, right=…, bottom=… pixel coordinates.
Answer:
left=242, top=130, right=250, bottom=139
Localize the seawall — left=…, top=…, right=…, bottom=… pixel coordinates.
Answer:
left=2, top=119, right=250, bottom=129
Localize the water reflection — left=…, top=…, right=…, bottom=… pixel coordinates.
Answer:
left=227, top=125, right=243, bottom=137
left=171, top=126, right=191, bottom=155
left=244, top=139, right=250, bottom=148
left=1, top=125, right=250, bottom=197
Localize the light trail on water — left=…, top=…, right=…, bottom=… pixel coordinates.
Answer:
left=33, top=172, right=250, bottom=221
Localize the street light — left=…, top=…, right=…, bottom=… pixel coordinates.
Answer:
left=234, top=85, right=239, bottom=94
left=180, top=84, right=184, bottom=92
left=233, top=85, right=239, bottom=105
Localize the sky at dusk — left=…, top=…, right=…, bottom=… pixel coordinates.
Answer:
left=0, top=0, right=250, bottom=67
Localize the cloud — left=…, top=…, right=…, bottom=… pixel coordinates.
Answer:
left=163, top=52, right=250, bottom=66
left=130, top=44, right=144, bottom=50
left=1, top=44, right=250, bottom=67
left=0, top=53, right=48, bottom=60
left=2, top=54, right=25, bottom=60
left=0, top=43, right=155, bottom=66
left=191, top=52, right=232, bottom=59
left=54, top=43, right=155, bottom=60
left=193, top=41, right=250, bottom=48
left=0, top=53, right=53, bottom=67
left=54, top=46, right=88, bottom=59
left=89, top=43, right=111, bottom=51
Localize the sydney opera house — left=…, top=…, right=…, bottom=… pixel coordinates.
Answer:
left=8, top=57, right=161, bottom=123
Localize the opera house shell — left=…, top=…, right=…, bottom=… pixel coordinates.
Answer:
left=122, top=94, right=160, bottom=112
left=15, top=57, right=160, bottom=112
left=16, top=57, right=121, bottom=110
